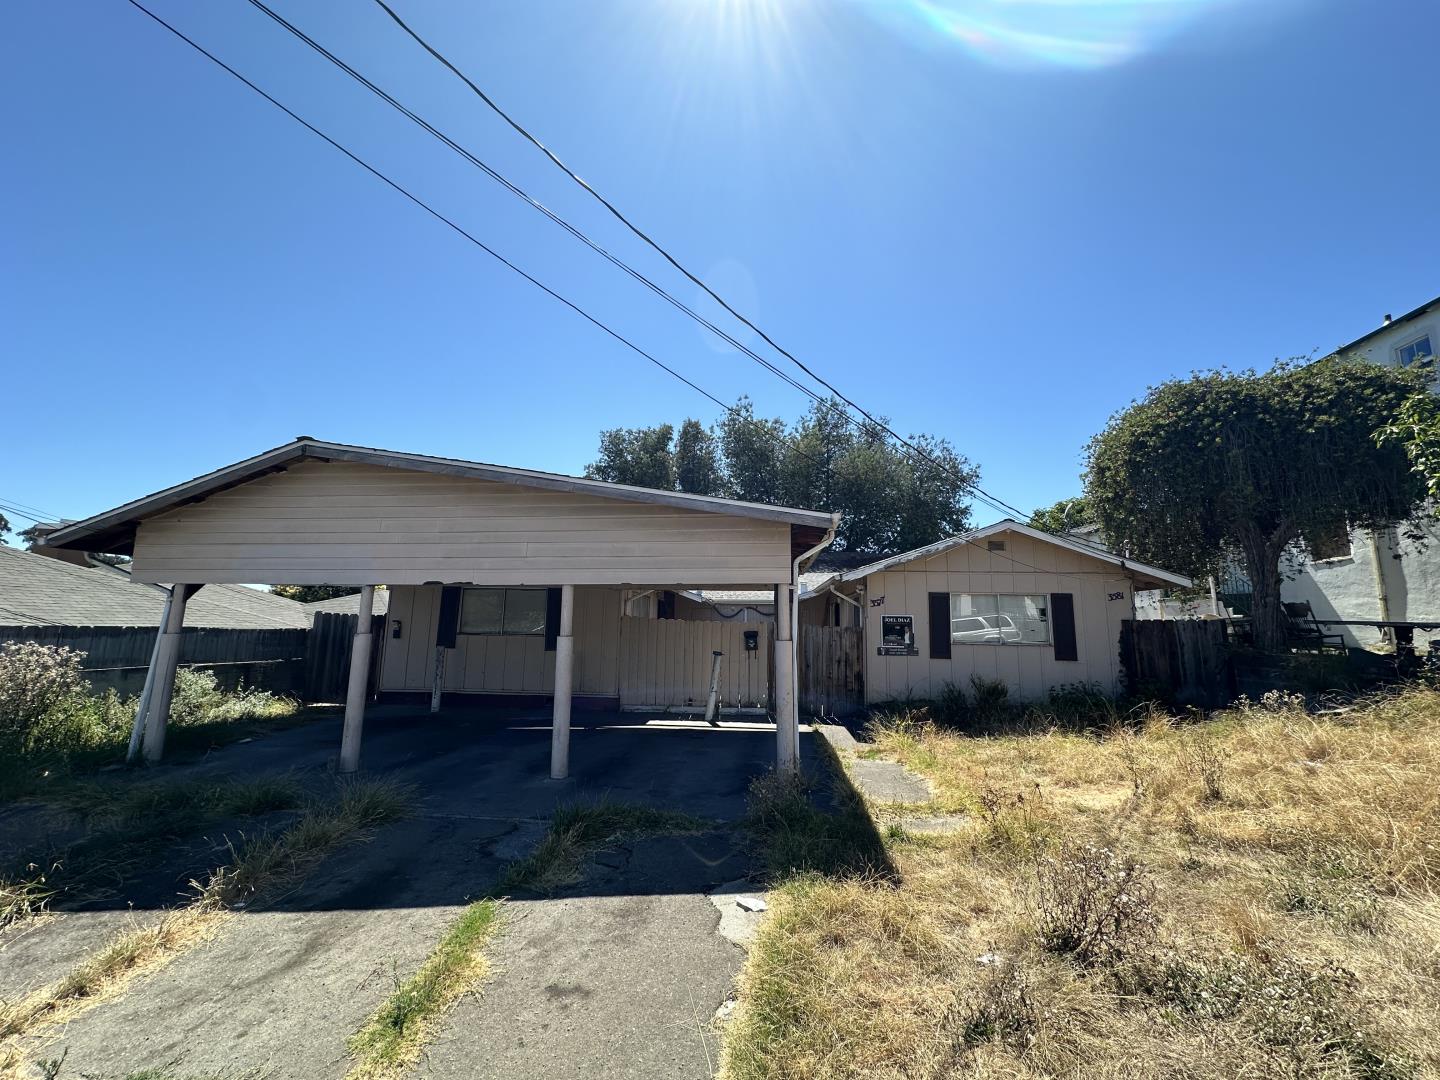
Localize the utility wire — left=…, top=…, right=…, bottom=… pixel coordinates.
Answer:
left=370, top=0, right=1040, bottom=527
left=245, top=0, right=1025, bottom=527
left=122, top=0, right=1093, bottom=581
left=0, top=495, right=62, bottom=521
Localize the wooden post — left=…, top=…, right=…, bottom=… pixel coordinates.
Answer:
left=775, top=584, right=797, bottom=772
left=143, top=583, right=198, bottom=764
left=339, top=586, right=376, bottom=774
left=550, top=584, right=575, bottom=780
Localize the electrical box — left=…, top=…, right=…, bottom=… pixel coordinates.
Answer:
left=743, top=629, right=759, bottom=652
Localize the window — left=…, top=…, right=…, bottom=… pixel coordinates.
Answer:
left=1306, top=523, right=1352, bottom=562
left=459, top=588, right=548, bottom=635
left=1396, top=334, right=1433, bottom=368
left=950, top=593, right=1049, bottom=645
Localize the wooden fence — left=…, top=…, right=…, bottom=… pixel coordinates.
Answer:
left=304, top=611, right=385, bottom=704
left=798, top=625, right=864, bottom=718
left=618, top=616, right=771, bottom=710
left=0, top=624, right=309, bottom=697
left=1119, top=619, right=1232, bottom=706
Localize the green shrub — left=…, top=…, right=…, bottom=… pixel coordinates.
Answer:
left=169, top=668, right=293, bottom=726
left=0, top=642, right=94, bottom=749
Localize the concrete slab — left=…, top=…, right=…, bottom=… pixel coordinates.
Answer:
left=814, top=722, right=934, bottom=806
left=5, top=709, right=792, bottom=1078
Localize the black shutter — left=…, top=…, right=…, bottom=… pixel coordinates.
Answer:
left=435, top=586, right=463, bottom=649
left=544, top=587, right=562, bottom=651
left=928, top=592, right=952, bottom=659
left=1051, top=592, right=1078, bottom=661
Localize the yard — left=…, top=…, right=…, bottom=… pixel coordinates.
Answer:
left=723, top=686, right=1440, bottom=1079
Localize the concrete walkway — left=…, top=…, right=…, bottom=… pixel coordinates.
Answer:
left=2, top=709, right=812, bottom=1078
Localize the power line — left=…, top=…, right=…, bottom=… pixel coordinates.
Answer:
left=243, top=0, right=1020, bottom=524
left=121, top=1, right=1084, bottom=581
left=0, top=494, right=62, bottom=521
left=370, top=0, right=1039, bottom=526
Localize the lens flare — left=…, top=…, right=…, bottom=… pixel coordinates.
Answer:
left=858, top=0, right=1251, bottom=69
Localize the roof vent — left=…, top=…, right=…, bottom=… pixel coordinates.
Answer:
left=987, top=540, right=1007, bottom=552
left=1383, top=314, right=1393, bottom=325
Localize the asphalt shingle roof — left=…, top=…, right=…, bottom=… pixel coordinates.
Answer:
left=0, top=545, right=310, bottom=629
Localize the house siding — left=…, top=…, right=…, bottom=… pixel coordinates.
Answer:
left=379, top=584, right=622, bottom=696
left=859, top=532, right=1135, bottom=702
left=129, top=460, right=795, bottom=586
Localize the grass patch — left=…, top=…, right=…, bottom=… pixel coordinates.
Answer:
left=0, top=778, right=411, bottom=1069
left=499, top=799, right=710, bottom=895
left=345, top=899, right=502, bottom=1080
left=721, top=686, right=1440, bottom=1079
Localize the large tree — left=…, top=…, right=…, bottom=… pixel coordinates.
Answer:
left=586, top=396, right=978, bottom=555
left=674, top=419, right=724, bottom=496
left=1086, top=360, right=1429, bottom=651
left=585, top=424, right=676, bottom=490
left=1030, top=496, right=1093, bottom=535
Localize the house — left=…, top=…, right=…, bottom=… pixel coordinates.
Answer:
left=803, top=520, right=1189, bottom=703
left=1282, top=295, right=1440, bottom=647
left=44, top=438, right=839, bottom=777
left=0, top=543, right=310, bottom=694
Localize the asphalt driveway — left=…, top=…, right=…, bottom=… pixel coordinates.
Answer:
left=0, top=707, right=815, bottom=1078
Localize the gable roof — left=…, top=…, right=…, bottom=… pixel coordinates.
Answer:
left=45, top=438, right=838, bottom=556
left=1329, top=293, right=1440, bottom=358
left=0, top=545, right=310, bottom=629
left=305, top=590, right=392, bottom=617
left=837, top=520, right=1192, bottom=590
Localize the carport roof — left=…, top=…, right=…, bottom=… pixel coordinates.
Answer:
left=46, top=438, right=839, bottom=556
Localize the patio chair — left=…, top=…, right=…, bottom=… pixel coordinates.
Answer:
left=1283, top=602, right=1346, bottom=655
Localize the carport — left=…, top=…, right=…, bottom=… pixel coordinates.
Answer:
left=45, top=438, right=838, bottom=778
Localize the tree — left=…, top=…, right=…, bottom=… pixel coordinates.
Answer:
left=674, top=419, right=724, bottom=496
left=271, top=584, right=361, bottom=603
left=0, top=513, right=8, bottom=544
left=585, top=396, right=980, bottom=556
left=1030, top=496, right=1093, bottom=535
left=1376, top=389, right=1440, bottom=500
left=1085, top=360, right=1429, bottom=651
left=585, top=424, right=676, bottom=489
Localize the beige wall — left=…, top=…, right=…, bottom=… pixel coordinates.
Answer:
left=131, top=460, right=795, bottom=587
left=379, top=585, right=621, bottom=697
left=860, top=531, right=1137, bottom=702
left=616, top=616, right=771, bottom=709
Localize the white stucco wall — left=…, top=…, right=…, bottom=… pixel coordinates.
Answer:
left=1339, top=313, right=1438, bottom=371
left=1282, top=520, right=1440, bottom=649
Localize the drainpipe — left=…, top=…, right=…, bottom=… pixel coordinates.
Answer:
left=1369, top=529, right=1393, bottom=645
left=787, top=515, right=840, bottom=759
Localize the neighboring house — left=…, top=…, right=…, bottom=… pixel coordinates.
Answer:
left=0, top=544, right=309, bottom=629
left=0, top=543, right=310, bottom=694
left=674, top=572, right=838, bottom=623
left=803, top=520, right=1189, bottom=702
left=1282, top=295, right=1440, bottom=648
left=304, top=590, right=392, bottom=618
left=45, top=438, right=839, bottom=776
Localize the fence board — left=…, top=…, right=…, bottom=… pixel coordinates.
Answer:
left=0, top=625, right=309, bottom=697
left=798, top=625, right=864, bottom=718
left=1119, top=619, right=1231, bottom=706
left=303, top=612, right=384, bottom=704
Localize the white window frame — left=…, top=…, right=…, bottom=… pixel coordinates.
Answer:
left=949, top=592, right=1050, bottom=646
left=459, top=587, right=548, bottom=636
left=1395, top=330, right=1434, bottom=368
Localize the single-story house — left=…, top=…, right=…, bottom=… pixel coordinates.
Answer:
left=806, top=520, right=1190, bottom=703
left=45, top=438, right=838, bottom=777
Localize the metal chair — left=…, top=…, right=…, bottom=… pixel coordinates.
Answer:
left=1283, top=601, right=1347, bottom=654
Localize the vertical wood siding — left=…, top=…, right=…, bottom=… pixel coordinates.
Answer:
left=379, top=585, right=620, bottom=696
left=130, top=460, right=794, bottom=586
left=862, top=532, right=1136, bottom=702
left=616, top=616, right=771, bottom=709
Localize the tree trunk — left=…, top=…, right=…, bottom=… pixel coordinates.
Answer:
left=1241, top=537, right=1290, bottom=653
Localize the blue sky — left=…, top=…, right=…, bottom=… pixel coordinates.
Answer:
left=3, top=0, right=1437, bottom=534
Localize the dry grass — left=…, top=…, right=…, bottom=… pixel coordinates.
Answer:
left=722, top=686, right=1440, bottom=1079
left=0, top=778, right=410, bottom=1077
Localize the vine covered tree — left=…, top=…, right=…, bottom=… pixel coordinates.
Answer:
left=1086, top=360, right=1429, bottom=651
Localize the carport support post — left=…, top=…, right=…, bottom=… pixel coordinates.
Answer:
left=143, top=583, right=198, bottom=764
left=550, top=584, right=575, bottom=780
left=339, top=585, right=376, bottom=774
left=774, top=584, right=798, bottom=772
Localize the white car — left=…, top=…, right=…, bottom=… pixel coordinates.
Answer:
left=951, top=613, right=1021, bottom=644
